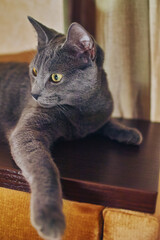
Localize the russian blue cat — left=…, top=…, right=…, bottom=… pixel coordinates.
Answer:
left=0, top=17, right=142, bottom=240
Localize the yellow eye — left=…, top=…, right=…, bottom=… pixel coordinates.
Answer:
left=32, top=68, right=37, bottom=77
left=51, top=73, right=63, bottom=83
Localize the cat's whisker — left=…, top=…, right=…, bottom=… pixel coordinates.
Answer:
left=57, top=105, right=67, bottom=115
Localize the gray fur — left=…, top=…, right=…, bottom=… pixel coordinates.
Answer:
left=0, top=17, right=142, bottom=240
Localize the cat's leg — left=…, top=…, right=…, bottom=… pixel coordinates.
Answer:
left=97, top=118, right=143, bottom=145
left=8, top=124, right=65, bottom=240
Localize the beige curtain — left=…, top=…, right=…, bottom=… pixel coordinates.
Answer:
left=96, top=0, right=160, bottom=123
left=149, top=0, right=160, bottom=122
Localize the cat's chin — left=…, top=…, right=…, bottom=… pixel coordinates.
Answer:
left=38, top=102, right=55, bottom=109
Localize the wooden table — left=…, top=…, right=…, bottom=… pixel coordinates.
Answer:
left=0, top=119, right=160, bottom=213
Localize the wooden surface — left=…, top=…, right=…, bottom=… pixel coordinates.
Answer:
left=0, top=50, right=36, bottom=63
left=0, top=119, right=160, bottom=213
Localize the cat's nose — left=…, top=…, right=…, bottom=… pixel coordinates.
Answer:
left=31, top=93, right=40, bottom=100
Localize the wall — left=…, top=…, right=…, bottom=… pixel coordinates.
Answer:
left=0, top=0, right=64, bottom=54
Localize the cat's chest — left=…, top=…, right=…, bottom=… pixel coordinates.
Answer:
left=64, top=107, right=111, bottom=139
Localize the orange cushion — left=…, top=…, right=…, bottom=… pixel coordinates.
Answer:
left=0, top=187, right=104, bottom=240
left=102, top=208, right=159, bottom=240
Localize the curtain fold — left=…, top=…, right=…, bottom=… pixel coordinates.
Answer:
left=96, top=0, right=153, bottom=121
left=149, top=0, right=160, bottom=122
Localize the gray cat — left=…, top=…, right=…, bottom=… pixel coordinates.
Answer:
left=0, top=17, right=142, bottom=240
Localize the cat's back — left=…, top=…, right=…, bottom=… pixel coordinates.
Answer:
left=0, top=62, right=30, bottom=131
left=0, top=62, right=29, bottom=83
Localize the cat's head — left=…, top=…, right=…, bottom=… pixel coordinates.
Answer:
left=28, top=17, right=104, bottom=108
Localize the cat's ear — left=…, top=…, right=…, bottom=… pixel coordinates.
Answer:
left=28, top=16, right=58, bottom=48
left=65, top=23, right=95, bottom=60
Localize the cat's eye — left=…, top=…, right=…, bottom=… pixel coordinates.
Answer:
left=32, top=68, right=37, bottom=77
left=51, top=73, right=63, bottom=83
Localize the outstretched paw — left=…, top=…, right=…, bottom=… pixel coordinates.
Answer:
left=31, top=204, right=65, bottom=240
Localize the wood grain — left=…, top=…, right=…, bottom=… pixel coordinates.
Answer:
left=0, top=50, right=36, bottom=63
left=0, top=119, right=160, bottom=213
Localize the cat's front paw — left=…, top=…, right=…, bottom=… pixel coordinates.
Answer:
left=31, top=204, right=65, bottom=240
left=121, top=128, right=143, bottom=145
